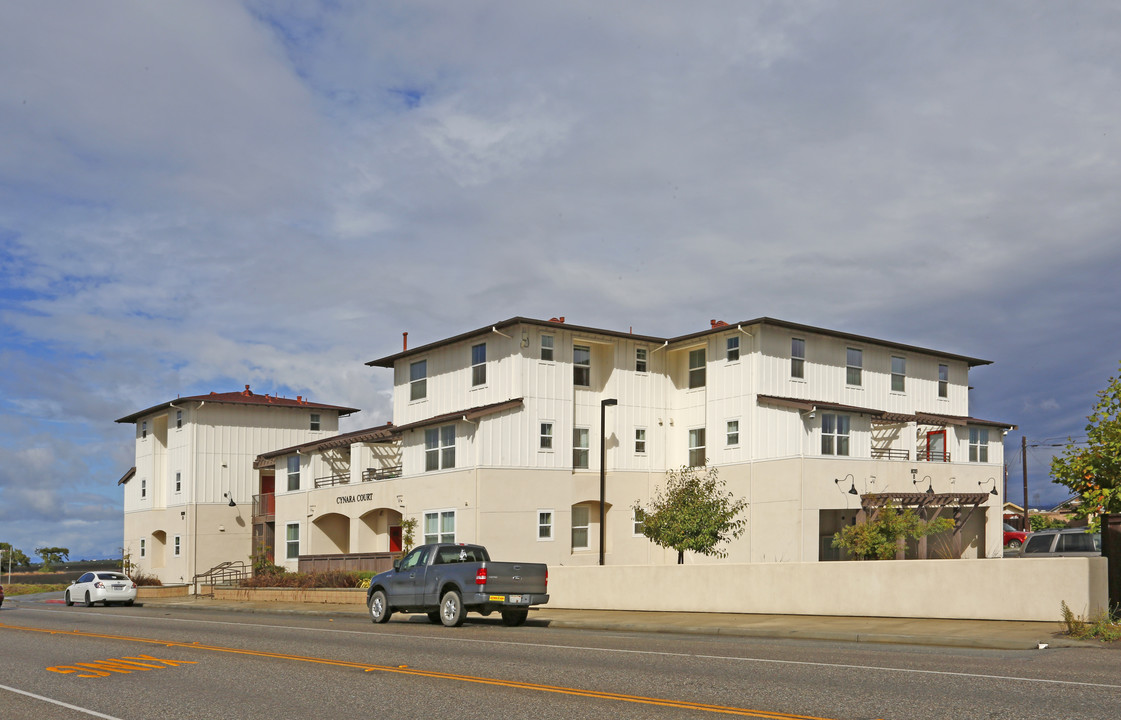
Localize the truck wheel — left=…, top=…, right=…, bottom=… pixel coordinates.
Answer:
left=439, top=590, right=465, bottom=627
left=426, top=611, right=442, bottom=624
left=368, top=590, right=392, bottom=624
left=501, top=608, right=528, bottom=627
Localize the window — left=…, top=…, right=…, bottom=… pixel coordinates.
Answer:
left=174, top=472, right=181, bottom=493
left=633, top=508, right=645, bottom=536
left=424, top=510, right=456, bottom=544
left=541, top=334, right=554, bottom=361
left=141, top=479, right=147, bottom=498
left=540, top=422, right=554, bottom=450
left=310, top=413, right=320, bottom=431
left=139, top=539, right=146, bottom=558
left=425, top=425, right=456, bottom=471
left=688, top=348, right=706, bottom=389
left=891, top=356, right=906, bottom=393
left=141, top=421, right=147, bottom=439
left=822, top=414, right=850, bottom=456
left=688, top=428, right=706, bottom=467
left=409, top=360, right=427, bottom=401
left=571, top=505, right=590, bottom=550
left=969, top=427, right=990, bottom=463
left=846, top=348, right=863, bottom=386
left=726, top=420, right=739, bottom=446
left=635, top=347, right=647, bottom=373
left=175, top=410, right=182, bottom=429
left=574, top=345, right=591, bottom=386
left=573, top=427, right=590, bottom=469
left=471, top=343, right=487, bottom=386
left=791, top=338, right=805, bottom=379
left=286, top=523, right=300, bottom=560
left=287, top=455, right=301, bottom=491
left=938, top=364, right=949, bottom=398
left=173, top=535, right=182, bottom=557
left=726, top=336, right=739, bottom=362
left=538, top=510, right=554, bottom=541
left=635, top=428, right=647, bottom=454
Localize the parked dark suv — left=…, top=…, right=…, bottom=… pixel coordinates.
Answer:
left=1019, top=528, right=1101, bottom=557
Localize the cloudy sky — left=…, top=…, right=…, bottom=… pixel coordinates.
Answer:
left=2, top=1, right=1119, bottom=561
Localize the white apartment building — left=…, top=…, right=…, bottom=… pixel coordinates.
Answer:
left=116, top=386, right=359, bottom=584
left=258, top=316, right=1014, bottom=570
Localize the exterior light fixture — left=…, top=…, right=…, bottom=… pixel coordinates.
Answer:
left=980, top=478, right=998, bottom=495
left=224, top=492, right=237, bottom=507
left=835, top=474, right=858, bottom=495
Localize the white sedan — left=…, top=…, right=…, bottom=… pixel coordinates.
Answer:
left=65, top=571, right=138, bottom=607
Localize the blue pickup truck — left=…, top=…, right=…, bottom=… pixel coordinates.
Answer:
left=366, top=543, right=549, bottom=627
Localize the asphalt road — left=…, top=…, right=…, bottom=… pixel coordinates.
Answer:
left=2, top=600, right=1119, bottom=720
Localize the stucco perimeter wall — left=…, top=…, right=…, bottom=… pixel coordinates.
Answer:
left=548, top=557, right=1108, bottom=622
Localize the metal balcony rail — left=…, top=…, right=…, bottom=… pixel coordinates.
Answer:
left=917, top=447, right=952, bottom=462
left=362, top=465, right=403, bottom=482
left=314, top=473, right=350, bottom=488
left=871, top=448, right=910, bottom=460
left=253, top=492, right=275, bottom=518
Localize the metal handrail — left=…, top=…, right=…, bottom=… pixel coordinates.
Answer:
left=192, top=560, right=250, bottom=596
left=314, top=474, right=350, bottom=488
left=362, top=465, right=403, bottom=482
left=871, top=448, right=910, bottom=460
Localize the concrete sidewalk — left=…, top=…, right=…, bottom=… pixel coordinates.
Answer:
left=86, top=594, right=1103, bottom=651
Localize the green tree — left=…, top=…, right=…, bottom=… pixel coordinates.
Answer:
left=832, top=503, right=954, bottom=560
left=35, top=546, right=70, bottom=571
left=1, top=542, right=31, bottom=570
left=1051, top=361, right=1121, bottom=523
left=400, top=517, right=418, bottom=553
left=633, top=465, right=748, bottom=564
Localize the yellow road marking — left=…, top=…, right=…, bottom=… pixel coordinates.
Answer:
left=2, top=622, right=835, bottom=719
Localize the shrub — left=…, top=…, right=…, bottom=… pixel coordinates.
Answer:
left=130, top=569, right=163, bottom=586
left=1060, top=601, right=1121, bottom=642
left=240, top=569, right=364, bottom=589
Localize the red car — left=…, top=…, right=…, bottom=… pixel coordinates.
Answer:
left=0, top=583, right=5, bottom=608
left=1003, top=522, right=1029, bottom=549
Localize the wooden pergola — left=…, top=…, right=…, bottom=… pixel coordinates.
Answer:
left=855, top=492, right=991, bottom=560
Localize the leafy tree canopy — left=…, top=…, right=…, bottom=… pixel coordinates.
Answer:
left=1, top=542, right=32, bottom=570
left=1051, top=361, right=1121, bottom=521
left=633, top=464, right=748, bottom=564
left=35, top=546, right=70, bottom=571
left=832, top=503, right=953, bottom=560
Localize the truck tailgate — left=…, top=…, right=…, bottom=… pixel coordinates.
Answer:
left=480, top=562, right=547, bottom=595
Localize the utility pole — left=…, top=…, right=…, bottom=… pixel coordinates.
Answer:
left=1022, top=436, right=1029, bottom=532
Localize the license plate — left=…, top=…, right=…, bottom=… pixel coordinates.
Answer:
left=508, top=594, right=523, bottom=603
left=489, top=595, right=505, bottom=602
left=112, top=585, right=125, bottom=590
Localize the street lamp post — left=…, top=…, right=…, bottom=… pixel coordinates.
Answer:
left=599, top=398, right=618, bottom=566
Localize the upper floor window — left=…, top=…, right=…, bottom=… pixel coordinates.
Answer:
left=539, top=422, right=554, bottom=450
left=410, top=360, right=427, bottom=401
left=574, top=345, right=591, bottom=387
left=726, top=336, right=739, bottom=362
left=688, top=349, right=706, bottom=389
left=174, top=471, right=181, bottom=493
left=541, top=334, right=554, bottom=361
left=573, top=428, right=590, bottom=469
left=173, top=535, right=182, bottom=557
left=791, top=338, right=805, bottom=379
left=425, top=425, right=456, bottom=471
left=938, top=364, right=949, bottom=398
left=310, top=413, right=321, bottom=431
left=141, top=421, right=148, bottom=439
left=891, top=356, right=906, bottom=393
left=969, top=427, right=990, bottom=462
left=424, top=510, right=456, bottom=544
left=846, top=348, right=863, bottom=387
left=471, top=343, right=487, bottom=386
left=175, top=410, right=182, bottom=429
left=688, top=428, right=706, bottom=467
left=635, top=347, right=648, bottom=373
left=141, top=478, right=147, bottom=498
left=635, top=428, right=647, bottom=455
left=287, top=455, right=301, bottom=491
left=822, top=414, right=850, bottom=456
left=726, top=420, right=740, bottom=446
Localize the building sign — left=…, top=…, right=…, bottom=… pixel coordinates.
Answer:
left=336, top=493, right=375, bottom=505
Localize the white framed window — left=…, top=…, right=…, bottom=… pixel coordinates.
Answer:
left=688, top=349, right=706, bottom=389
left=632, top=508, right=645, bottom=536
left=539, top=422, right=554, bottom=450
left=424, top=510, right=456, bottom=544
left=574, top=345, right=591, bottom=386
left=409, top=360, right=427, bottom=401
left=310, top=413, right=321, bottom=431
left=635, top=428, right=647, bottom=455
left=425, top=425, right=456, bottom=471
left=141, top=421, right=148, bottom=439
left=573, top=427, right=590, bottom=469
left=791, top=338, right=805, bottom=379
left=726, top=420, right=740, bottom=447
left=891, top=356, right=906, bottom=393
left=938, top=364, right=949, bottom=398
left=846, top=348, right=863, bottom=387
left=635, top=347, right=648, bottom=373
left=141, top=478, right=147, bottom=498
left=969, top=427, right=990, bottom=463
left=287, top=455, right=301, bottom=491
left=285, top=523, right=300, bottom=560
left=139, top=539, right=146, bottom=558
left=173, top=535, right=182, bottom=557
left=571, top=505, right=590, bottom=550
left=174, top=471, right=181, bottom=493
left=471, top=343, right=487, bottom=386
left=688, top=428, right=706, bottom=467
left=537, top=510, right=554, bottom=541
left=822, top=414, right=850, bottom=456
left=726, top=336, right=739, bottom=362
left=541, top=334, right=554, bottom=361
left=175, top=410, right=182, bottom=429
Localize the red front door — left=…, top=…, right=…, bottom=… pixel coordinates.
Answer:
left=389, top=526, right=402, bottom=553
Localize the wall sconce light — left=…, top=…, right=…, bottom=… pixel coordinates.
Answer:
left=979, top=478, right=998, bottom=495
left=913, top=475, right=934, bottom=494
left=835, top=474, right=858, bottom=495
left=223, top=492, right=237, bottom=507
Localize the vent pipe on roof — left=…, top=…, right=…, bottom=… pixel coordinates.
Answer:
left=711, top=319, right=728, bottom=328
left=403, top=332, right=408, bottom=351
left=243, top=385, right=252, bottom=396
left=549, top=317, right=565, bottom=323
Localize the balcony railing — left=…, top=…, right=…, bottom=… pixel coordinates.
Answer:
left=253, top=493, right=275, bottom=519
left=363, top=465, right=403, bottom=482
left=314, top=473, right=350, bottom=488
left=917, top=447, right=951, bottom=462
left=871, top=448, right=910, bottom=460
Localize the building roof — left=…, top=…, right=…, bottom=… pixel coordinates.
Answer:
left=117, top=467, right=136, bottom=486
left=756, top=395, right=1016, bottom=430
left=366, top=316, right=992, bottom=368
left=115, top=385, right=360, bottom=424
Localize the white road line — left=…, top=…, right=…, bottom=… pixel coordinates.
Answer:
left=0, top=683, right=126, bottom=719
left=18, top=607, right=1121, bottom=691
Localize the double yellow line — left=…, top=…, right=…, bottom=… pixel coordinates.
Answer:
left=2, top=622, right=836, bottom=719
